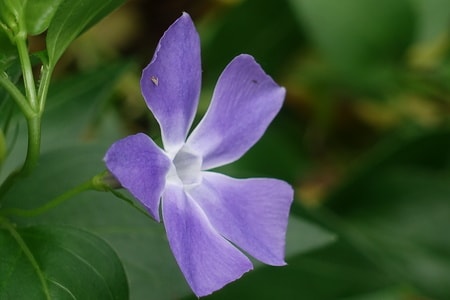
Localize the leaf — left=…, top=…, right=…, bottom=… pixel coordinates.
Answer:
left=0, top=32, right=16, bottom=71
left=46, top=0, right=126, bottom=66
left=0, top=0, right=26, bottom=30
left=0, top=61, right=129, bottom=181
left=288, top=0, right=415, bottom=87
left=324, top=128, right=450, bottom=299
left=410, top=0, right=450, bottom=44
left=41, top=61, right=130, bottom=148
left=284, top=216, right=335, bottom=258
left=24, top=0, right=64, bottom=35
left=0, top=224, right=128, bottom=299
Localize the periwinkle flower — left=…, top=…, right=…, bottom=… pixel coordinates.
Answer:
left=104, top=13, right=293, bottom=297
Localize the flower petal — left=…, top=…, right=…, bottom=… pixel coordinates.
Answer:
left=189, top=172, right=293, bottom=265
left=104, top=133, right=171, bottom=222
left=141, top=13, right=201, bottom=152
left=186, top=54, right=286, bottom=169
left=162, top=184, right=252, bottom=297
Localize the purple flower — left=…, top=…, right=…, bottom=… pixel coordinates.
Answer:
left=104, top=13, right=293, bottom=297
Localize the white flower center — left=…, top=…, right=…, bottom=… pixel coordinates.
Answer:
left=166, top=145, right=202, bottom=188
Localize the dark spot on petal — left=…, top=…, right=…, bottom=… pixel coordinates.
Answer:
left=251, top=79, right=258, bottom=84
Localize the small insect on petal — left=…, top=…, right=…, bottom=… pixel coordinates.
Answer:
left=151, top=76, right=159, bottom=86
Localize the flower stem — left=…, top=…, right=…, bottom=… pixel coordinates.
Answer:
left=23, top=114, right=41, bottom=173
left=15, top=32, right=38, bottom=111
left=0, top=180, right=94, bottom=218
left=0, top=113, right=43, bottom=200
left=109, top=189, right=153, bottom=220
left=0, top=73, right=34, bottom=118
left=0, top=27, right=55, bottom=199
left=37, top=64, right=53, bottom=113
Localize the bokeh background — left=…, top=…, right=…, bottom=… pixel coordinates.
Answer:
left=24, top=0, right=450, bottom=299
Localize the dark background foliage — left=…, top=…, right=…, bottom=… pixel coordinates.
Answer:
left=1, top=0, right=449, bottom=299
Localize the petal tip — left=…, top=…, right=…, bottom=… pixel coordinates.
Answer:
left=194, top=264, right=253, bottom=297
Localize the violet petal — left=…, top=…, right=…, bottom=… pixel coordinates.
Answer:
left=141, top=13, right=201, bottom=152
left=104, top=133, right=171, bottom=222
left=186, top=54, right=286, bottom=169
left=189, top=172, right=293, bottom=266
left=162, top=184, right=253, bottom=297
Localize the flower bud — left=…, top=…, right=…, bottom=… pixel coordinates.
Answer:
left=92, top=170, right=122, bottom=191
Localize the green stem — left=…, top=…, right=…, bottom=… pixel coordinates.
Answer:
left=0, top=72, right=34, bottom=118
left=0, top=180, right=94, bottom=218
left=37, top=64, right=53, bottom=113
left=0, top=117, right=40, bottom=198
left=15, top=33, right=38, bottom=111
left=22, top=115, right=41, bottom=174
left=109, top=189, right=154, bottom=220
left=0, top=217, right=51, bottom=300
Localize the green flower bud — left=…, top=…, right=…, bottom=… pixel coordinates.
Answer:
left=0, top=0, right=26, bottom=41
left=92, top=171, right=122, bottom=192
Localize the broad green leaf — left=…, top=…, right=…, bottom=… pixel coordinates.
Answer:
left=0, top=0, right=26, bottom=30
left=0, top=1, right=20, bottom=70
left=331, top=169, right=450, bottom=299
left=0, top=31, right=16, bottom=71
left=46, top=0, right=126, bottom=66
left=24, top=0, right=64, bottom=35
left=0, top=224, right=128, bottom=299
left=41, top=61, right=130, bottom=148
left=0, top=61, right=129, bottom=181
left=288, top=0, right=415, bottom=87
left=324, top=128, right=450, bottom=299
left=410, top=0, right=450, bottom=44
left=284, top=216, right=335, bottom=258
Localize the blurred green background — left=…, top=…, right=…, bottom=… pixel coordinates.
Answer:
left=9, top=0, right=450, bottom=299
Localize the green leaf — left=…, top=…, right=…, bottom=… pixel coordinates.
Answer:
left=324, top=128, right=450, bottom=299
left=411, top=0, right=450, bottom=44
left=0, top=61, right=128, bottom=180
left=0, top=223, right=128, bottom=299
left=24, top=0, right=64, bottom=35
left=0, top=31, right=16, bottom=71
left=41, top=61, right=130, bottom=148
left=284, top=216, right=336, bottom=257
left=288, top=0, right=415, bottom=87
left=46, top=0, right=126, bottom=66
left=0, top=0, right=26, bottom=30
